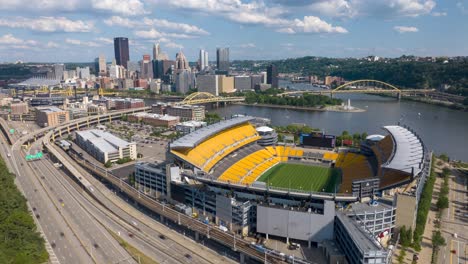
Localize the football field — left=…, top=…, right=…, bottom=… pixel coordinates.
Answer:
left=257, top=163, right=340, bottom=192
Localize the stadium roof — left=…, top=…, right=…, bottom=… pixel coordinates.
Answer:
left=11, top=77, right=61, bottom=88
left=366, top=134, right=385, bottom=141
left=170, top=116, right=255, bottom=149
left=382, top=125, right=424, bottom=175
left=336, top=213, right=385, bottom=255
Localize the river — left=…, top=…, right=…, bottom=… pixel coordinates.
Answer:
left=146, top=81, right=468, bottom=161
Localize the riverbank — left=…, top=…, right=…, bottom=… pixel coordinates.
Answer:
left=233, top=102, right=366, bottom=112
left=374, top=93, right=468, bottom=111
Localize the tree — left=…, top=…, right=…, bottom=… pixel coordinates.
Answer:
left=104, top=160, right=112, bottom=168
left=436, top=196, right=449, bottom=209
left=439, top=153, right=449, bottom=162
left=432, top=230, right=446, bottom=249
left=400, top=226, right=408, bottom=246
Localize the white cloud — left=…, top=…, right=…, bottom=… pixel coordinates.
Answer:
left=393, top=26, right=419, bottom=33
left=65, top=38, right=101, bottom=47
left=239, top=43, right=256, bottom=48
left=0, top=34, right=36, bottom=45
left=0, top=16, right=94, bottom=33
left=431, top=11, right=447, bottom=16
left=95, top=37, right=113, bottom=44
left=46, top=41, right=60, bottom=48
left=134, top=28, right=164, bottom=39
left=165, top=42, right=183, bottom=49
left=104, top=16, right=209, bottom=36
left=278, top=16, right=348, bottom=34
left=134, top=28, right=196, bottom=39
left=142, top=18, right=209, bottom=35
left=0, top=0, right=82, bottom=12
left=91, top=0, right=148, bottom=16
left=291, top=0, right=436, bottom=18
left=153, top=0, right=346, bottom=34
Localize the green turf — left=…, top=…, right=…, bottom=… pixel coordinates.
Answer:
left=257, top=163, right=340, bottom=193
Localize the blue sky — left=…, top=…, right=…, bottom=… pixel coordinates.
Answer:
left=0, top=0, right=466, bottom=62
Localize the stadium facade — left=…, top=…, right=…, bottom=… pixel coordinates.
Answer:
left=134, top=116, right=431, bottom=264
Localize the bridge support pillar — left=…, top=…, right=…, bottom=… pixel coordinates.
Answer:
left=195, top=231, right=199, bottom=241
left=397, top=92, right=401, bottom=101
left=240, top=253, right=246, bottom=264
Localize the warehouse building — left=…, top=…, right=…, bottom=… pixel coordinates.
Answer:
left=75, top=129, right=137, bottom=163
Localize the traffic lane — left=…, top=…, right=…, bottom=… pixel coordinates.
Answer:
left=56, top=147, right=231, bottom=264
left=11, top=150, right=91, bottom=264
left=34, top=158, right=134, bottom=264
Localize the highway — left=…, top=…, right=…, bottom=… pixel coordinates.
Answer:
left=0, top=135, right=92, bottom=263
left=1, top=108, right=306, bottom=264
left=47, top=142, right=237, bottom=263
left=15, top=138, right=135, bottom=263
left=439, top=168, right=467, bottom=264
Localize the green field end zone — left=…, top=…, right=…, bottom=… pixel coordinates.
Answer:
left=257, top=163, right=341, bottom=193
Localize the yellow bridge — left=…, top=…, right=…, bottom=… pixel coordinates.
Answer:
left=278, top=79, right=434, bottom=98
left=175, top=92, right=245, bottom=105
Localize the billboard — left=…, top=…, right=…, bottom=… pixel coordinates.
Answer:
left=300, top=133, right=336, bottom=148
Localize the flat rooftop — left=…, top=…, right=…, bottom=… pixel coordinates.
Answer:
left=77, top=129, right=133, bottom=153
left=336, top=212, right=385, bottom=254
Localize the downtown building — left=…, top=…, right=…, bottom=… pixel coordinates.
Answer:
left=114, top=37, right=130, bottom=69
left=75, top=129, right=137, bottom=163
left=216, top=47, right=230, bottom=74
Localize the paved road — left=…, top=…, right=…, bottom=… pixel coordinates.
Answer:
left=21, top=139, right=135, bottom=264
left=51, top=144, right=237, bottom=264
left=439, top=168, right=467, bottom=264
left=0, top=138, right=92, bottom=264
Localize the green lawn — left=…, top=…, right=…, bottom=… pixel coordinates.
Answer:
left=257, top=163, right=340, bottom=193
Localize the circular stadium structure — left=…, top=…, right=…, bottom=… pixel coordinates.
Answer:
left=167, top=116, right=430, bottom=201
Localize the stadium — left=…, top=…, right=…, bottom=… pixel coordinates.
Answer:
left=167, top=116, right=428, bottom=200
left=134, top=115, right=431, bottom=263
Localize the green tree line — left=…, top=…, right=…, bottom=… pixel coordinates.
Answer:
left=0, top=157, right=48, bottom=263
left=244, top=89, right=342, bottom=107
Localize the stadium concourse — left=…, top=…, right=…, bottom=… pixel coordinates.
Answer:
left=169, top=116, right=425, bottom=198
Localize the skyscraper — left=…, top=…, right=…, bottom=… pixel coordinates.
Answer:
left=216, top=47, right=230, bottom=73
left=267, top=64, right=278, bottom=88
left=199, top=49, right=209, bottom=70
left=98, top=54, right=106, bottom=75
left=141, top=54, right=153, bottom=79
left=114, top=37, right=130, bottom=69
left=176, top=51, right=190, bottom=71
left=153, top=43, right=160, bottom=61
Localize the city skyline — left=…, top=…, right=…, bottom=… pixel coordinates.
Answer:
left=0, top=1, right=466, bottom=62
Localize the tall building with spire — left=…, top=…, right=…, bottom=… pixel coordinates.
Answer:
left=176, top=51, right=190, bottom=71
left=153, top=43, right=160, bottom=61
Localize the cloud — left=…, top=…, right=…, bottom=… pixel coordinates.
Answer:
left=134, top=28, right=196, bottom=39
left=153, top=0, right=346, bottom=34
left=278, top=0, right=436, bottom=18
left=431, top=11, right=447, bottom=16
left=0, top=0, right=147, bottom=16
left=92, top=0, right=148, bottom=16
left=239, top=43, right=256, bottom=48
left=0, top=16, right=94, bottom=33
left=0, top=34, right=36, bottom=45
left=65, top=38, right=101, bottom=47
left=165, top=42, right=183, bottom=49
left=95, top=37, right=113, bottom=44
left=278, top=16, right=348, bottom=34
left=46, top=41, right=60, bottom=48
left=394, top=26, right=419, bottom=33
left=104, top=16, right=209, bottom=36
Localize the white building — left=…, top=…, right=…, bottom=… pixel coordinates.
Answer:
left=197, top=74, right=219, bottom=95
left=199, top=49, right=209, bottom=70
left=176, top=120, right=207, bottom=134
left=75, top=129, right=137, bottom=163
